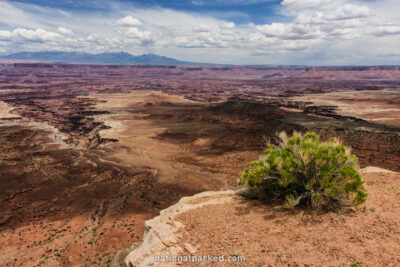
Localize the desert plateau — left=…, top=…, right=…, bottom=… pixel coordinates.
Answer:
left=0, top=63, right=399, bottom=266
left=3, top=1, right=400, bottom=266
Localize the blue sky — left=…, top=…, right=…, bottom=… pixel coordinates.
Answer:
left=8, top=0, right=285, bottom=24
left=0, top=0, right=400, bottom=65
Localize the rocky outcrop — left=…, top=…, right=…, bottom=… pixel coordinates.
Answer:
left=124, top=167, right=400, bottom=267
left=124, top=191, right=235, bottom=267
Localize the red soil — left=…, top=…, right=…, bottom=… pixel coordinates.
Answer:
left=177, top=168, right=400, bottom=267
left=0, top=64, right=399, bottom=266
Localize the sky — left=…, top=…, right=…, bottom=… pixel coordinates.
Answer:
left=0, top=0, right=400, bottom=65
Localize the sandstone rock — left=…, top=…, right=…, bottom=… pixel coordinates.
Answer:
left=124, top=166, right=400, bottom=267
left=236, top=187, right=258, bottom=199
left=110, top=243, right=141, bottom=267
left=124, top=190, right=235, bottom=267
left=361, top=166, right=398, bottom=174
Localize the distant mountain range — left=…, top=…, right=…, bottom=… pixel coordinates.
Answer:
left=1, top=51, right=207, bottom=65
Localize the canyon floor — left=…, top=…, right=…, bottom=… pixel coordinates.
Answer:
left=0, top=64, right=400, bottom=266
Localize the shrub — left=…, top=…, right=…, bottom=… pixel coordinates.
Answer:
left=238, top=131, right=367, bottom=210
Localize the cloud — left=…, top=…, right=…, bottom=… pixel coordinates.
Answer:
left=256, top=23, right=320, bottom=40
left=324, top=28, right=357, bottom=40
left=115, top=16, right=142, bottom=27
left=328, top=4, right=370, bottom=20
left=256, top=23, right=287, bottom=37
left=256, top=2, right=372, bottom=42
left=0, top=28, right=62, bottom=43
left=220, top=22, right=235, bottom=29
left=0, top=0, right=399, bottom=65
left=124, top=27, right=152, bottom=40
left=14, top=28, right=61, bottom=42
left=57, top=27, right=73, bottom=35
left=193, top=24, right=211, bottom=33
left=0, top=30, right=12, bottom=41
left=191, top=0, right=277, bottom=6
left=371, top=25, right=400, bottom=37
left=281, top=0, right=333, bottom=9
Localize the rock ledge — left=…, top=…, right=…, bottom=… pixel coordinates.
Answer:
left=125, top=190, right=235, bottom=267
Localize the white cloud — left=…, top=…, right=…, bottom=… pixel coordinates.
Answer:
left=0, top=0, right=399, bottom=65
left=124, top=27, right=152, bottom=40
left=193, top=24, right=211, bottom=33
left=0, top=28, right=62, bottom=43
left=115, top=16, right=142, bottom=27
left=256, top=23, right=320, bottom=40
left=282, top=0, right=333, bottom=9
left=328, top=4, right=370, bottom=20
left=14, top=28, right=61, bottom=42
left=220, top=22, right=235, bottom=29
left=192, top=0, right=278, bottom=6
left=256, top=23, right=287, bottom=37
left=0, top=30, right=12, bottom=41
left=324, top=28, right=357, bottom=40
left=57, top=27, right=73, bottom=35
left=371, top=25, right=400, bottom=37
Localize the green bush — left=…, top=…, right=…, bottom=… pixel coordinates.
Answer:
left=238, top=131, right=367, bottom=210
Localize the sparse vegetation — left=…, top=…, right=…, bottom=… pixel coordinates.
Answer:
left=369, top=207, right=376, bottom=212
left=385, top=185, right=396, bottom=191
left=351, top=261, right=365, bottom=267
left=238, top=131, right=367, bottom=210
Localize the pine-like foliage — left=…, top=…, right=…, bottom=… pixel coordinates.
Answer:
left=238, top=131, right=367, bottom=210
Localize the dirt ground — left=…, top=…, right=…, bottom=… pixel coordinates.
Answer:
left=0, top=101, right=21, bottom=119
left=87, top=91, right=260, bottom=191
left=290, top=89, right=400, bottom=127
left=1, top=63, right=400, bottom=266
left=176, top=167, right=400, bottom=267
left=0, top=91, right=263, bottom=267
left=1, top=89, right=400, bottom=266
left=0, top=124, right=160, bottom=266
